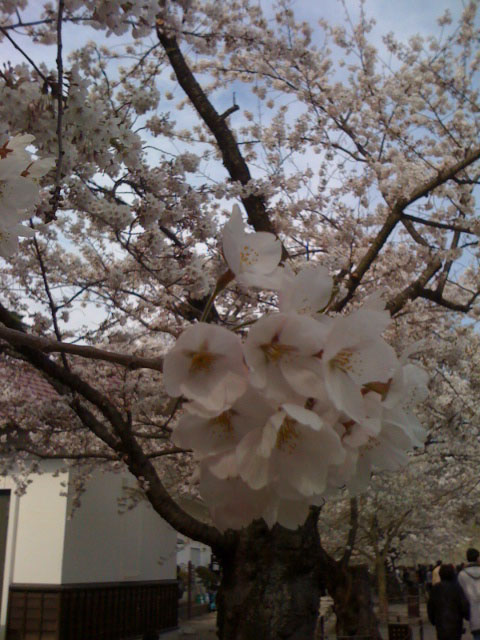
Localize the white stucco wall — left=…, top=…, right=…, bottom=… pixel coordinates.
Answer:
left=138, top=497, right=177, bottom=580
left=0, top=465, right=176, bottom=639
left=0, top=463, right=69, bottom=640
left=61, top=470, right=176, bottom=583
left=9, top=465, right=68, bottom=584
left=0, top=480, right=18, bottom=640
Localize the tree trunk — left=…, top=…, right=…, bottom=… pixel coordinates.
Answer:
left=214, top=512, right=382, bottom=640
left=376, top=555, right=389, bottom=622
left=216, top=516, right=322, bottom=640
left=328, top=564, right=382, bottom=639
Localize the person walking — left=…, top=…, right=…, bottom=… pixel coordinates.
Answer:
left=458, top=548, right=480, bottom=640
left=426, top=564, right=433, bottom=597
left=432, top=559, right=442, bottom=586
left=427, top=563, right=470, bottom=640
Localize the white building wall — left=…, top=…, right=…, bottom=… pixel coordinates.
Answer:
left=9, top=466, right=68, bottom=584
left=0, top=465, right=176, bottom=639
left=139, top=499, right=177, bottom=580
left=0, top=481, right=18, bottom=640
left=0, top=462, right=69, bottom=640
left=61, top=470, right=176, bottom=583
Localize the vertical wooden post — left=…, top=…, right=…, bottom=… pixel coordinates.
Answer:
left=187, top=561, right=193, bottom=620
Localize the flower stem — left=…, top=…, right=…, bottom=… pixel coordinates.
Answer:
left=199, top=269, right=235, bottom=322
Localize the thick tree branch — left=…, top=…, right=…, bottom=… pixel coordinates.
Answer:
left=401, top=212, right=475, bottom=234
left=341, top=497, right=359, bottom=569
left=401, top=218, right=430, bottom=247
left=0, top=304, right=225, bottom=549
left=334, top=145, right=480, bottom=310
left=386, top=257, right=442, bottom=316
left=0, top=324, right=164, bottom=372
left=419, top=288, right=480, bottom=312
left=334, top=208, right=402, bottom=310
left=156, top=28, right=278, bottom=237
left=405, top=146, right=480, bottom=204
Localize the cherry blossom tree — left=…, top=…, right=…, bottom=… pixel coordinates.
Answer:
left=1, top=1, right=480, bottom=638
left=320, top=455, right=480, bottom=623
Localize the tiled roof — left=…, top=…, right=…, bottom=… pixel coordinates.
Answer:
left=0, top=357, right=58, bottom=401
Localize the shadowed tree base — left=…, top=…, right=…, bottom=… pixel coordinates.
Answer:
left=214, top=514, right=381, bottom=640
left=216, top=516, right=322, bottom=640
left=328, top=564, right=381, bottom=639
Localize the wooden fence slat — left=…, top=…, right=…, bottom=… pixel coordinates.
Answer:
left=6, top=581, right=178, bottom=640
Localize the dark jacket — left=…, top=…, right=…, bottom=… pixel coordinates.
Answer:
left=427, top=580, right=470, bottom=640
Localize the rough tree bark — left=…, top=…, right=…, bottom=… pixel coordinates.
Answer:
left=214, top=514, right=322, bottom=640
left=375, top=554, right=389, bottom=622
left=328, top=564, right=381, bottom=639
left=210, top=509, right=381, bottom=640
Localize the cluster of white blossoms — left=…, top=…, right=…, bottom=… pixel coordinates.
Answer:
left=164, top=207, right=428, bottom=531
left=0, top=134, right=54, bottom=259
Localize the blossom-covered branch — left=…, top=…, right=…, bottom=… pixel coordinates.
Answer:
left=336, top=145, right=480, bottom=310
left=0, top=324, right=164, bottom=371
left=0, top=302, right=224, bottom=548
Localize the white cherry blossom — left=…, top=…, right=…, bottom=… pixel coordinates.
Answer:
left=236, top=403, right=345, bottom=499
left=0, top=134, right=54, bottom=257
left=243, top=312, right=329, bottom=400
left=199, top=453, right=320, bottom=530
left=0, top=179, right=38, bottom=219
left=222, top=204, right=283, bottom=289
left=279, top=264, right=333, bottom=315
left=341, top=364, right=428, bottom=493
left=0, top=213, right=35, bottom=258
left=163, top=322, right=248, bottom=413
left=321, top=307, right=398, bottom=424
left=199, top=459, right=268, bottom=531
left=172, top=387, right=274, bottom=458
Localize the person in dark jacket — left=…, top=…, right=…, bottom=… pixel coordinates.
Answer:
left=427, top=563, right=470, bottom=640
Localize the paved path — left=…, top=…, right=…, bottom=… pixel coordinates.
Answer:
left=160, top=612, right=216, bottom=638
left=159, top=604, right=475, bottom=639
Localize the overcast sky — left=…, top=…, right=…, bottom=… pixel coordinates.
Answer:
left=0, top=0, right=471, bottom=333
left=0, top=1, right=466, bottom=67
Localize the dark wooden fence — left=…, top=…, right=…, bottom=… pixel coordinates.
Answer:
left=6, top=580, right=178, bottom=640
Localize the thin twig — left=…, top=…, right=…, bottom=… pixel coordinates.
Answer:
left=48, top=0, right=65, bottom=219
left=0, top=26, right=47, bottom=81
left=32, top=232, right=70, bottom=369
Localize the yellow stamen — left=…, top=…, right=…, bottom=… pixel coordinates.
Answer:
left=189, top=350, right=218, bottom=373
left=330, top=348, right=353, bottom=372
left=210, top=411, right=234, bottom=436
left=261, top=341, right=297, bottom=363
left=239, top=244, right=259, bottom=266
left=276, top=416, right=300, bottom=453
